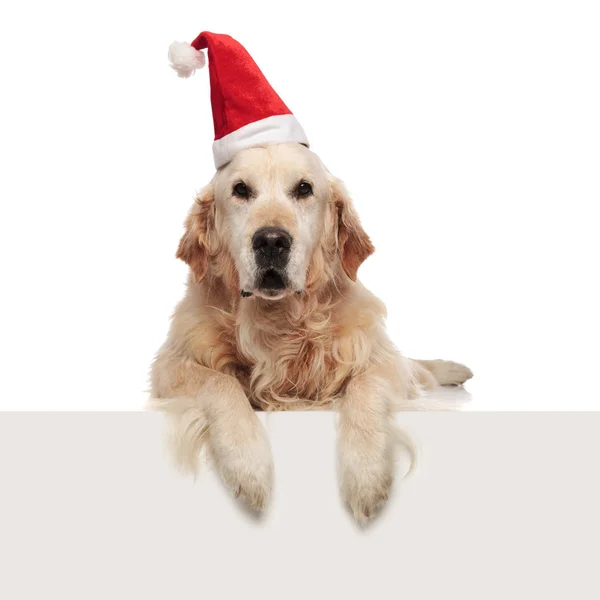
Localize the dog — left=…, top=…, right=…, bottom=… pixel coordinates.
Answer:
left=149, top=142, right=472, bottom=523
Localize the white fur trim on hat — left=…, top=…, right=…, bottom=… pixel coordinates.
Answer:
left=168, top=41, right=206, bottom=78
left=212, top=114, right=309, bottom=169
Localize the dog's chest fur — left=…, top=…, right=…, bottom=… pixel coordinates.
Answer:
left=192, top=287, right=384, bottom=410
left=228, top=299, right=348, bottom=410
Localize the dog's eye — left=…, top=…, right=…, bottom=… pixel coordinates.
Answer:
left=296, top=181, right=313, bottom=198
left=233, top=182, right=250, bottom=199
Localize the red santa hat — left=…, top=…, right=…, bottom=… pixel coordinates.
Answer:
left=168, top=32, right=309, bottom=169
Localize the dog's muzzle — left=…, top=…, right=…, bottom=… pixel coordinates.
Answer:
left=251, top=227, right=292, bottom=295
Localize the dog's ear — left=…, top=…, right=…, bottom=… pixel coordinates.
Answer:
left=331, top=177, right=374, bottom=281
left=176, top=184, right=215, bottom=284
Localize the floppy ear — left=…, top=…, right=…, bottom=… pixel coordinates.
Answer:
left=332, top=177, right=375, bottom=281
left=176, top=184, right=215, bottom=284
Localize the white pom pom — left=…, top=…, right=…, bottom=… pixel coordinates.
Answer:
left=168, top=41, right=206, bottom=78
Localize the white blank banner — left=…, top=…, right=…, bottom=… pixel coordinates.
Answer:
left=1, top=412, right=598, bottom=599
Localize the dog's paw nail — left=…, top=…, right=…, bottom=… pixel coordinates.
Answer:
left=234, top=474, right=271, bottom=511
left=350, top=488, right=391, bottom=524
left=216, top=436, right=274, bottom=512
left=342, top=466, right=394, bottom=525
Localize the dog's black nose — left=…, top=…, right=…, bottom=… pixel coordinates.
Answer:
left=252, top=227, right=292, bottom=261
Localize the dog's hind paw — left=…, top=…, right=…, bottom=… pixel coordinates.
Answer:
left=420, top=359, right=473, bottom=386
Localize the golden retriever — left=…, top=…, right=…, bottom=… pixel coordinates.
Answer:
left=149, top=142, right=472, bottom=522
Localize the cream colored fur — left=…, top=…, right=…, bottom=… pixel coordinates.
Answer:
left=149, top=143, right=472, bottom=523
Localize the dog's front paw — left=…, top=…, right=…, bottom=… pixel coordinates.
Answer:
left=211, top=427, right=274, bottom=512
left=339, top=435, right=395, bottom=524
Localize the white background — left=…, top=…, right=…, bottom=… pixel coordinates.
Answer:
left=1, top=0, right=599, bottom=410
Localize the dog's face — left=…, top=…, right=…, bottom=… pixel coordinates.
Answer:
left=177, top=143, right=374, bottom=300
left=213, top=143, right=328, bottom=299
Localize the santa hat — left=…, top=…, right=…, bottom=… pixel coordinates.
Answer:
left=168, top=31, right=309, bottom=169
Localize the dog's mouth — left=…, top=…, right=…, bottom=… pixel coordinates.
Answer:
left=259, top=268, right=286, bottom=291
left=241, top=268, right=303, bottom=300
left=253, top=268, right=287, bottom=299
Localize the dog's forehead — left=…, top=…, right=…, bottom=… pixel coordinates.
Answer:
left=224, top=143, right=322, bottom=180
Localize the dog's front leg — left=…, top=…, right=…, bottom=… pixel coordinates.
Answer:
left=201, top=374, right=274, bottom=511
left=337, top=367, right=397, bottom=524
left=152, top=362, right=273, bottom=511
